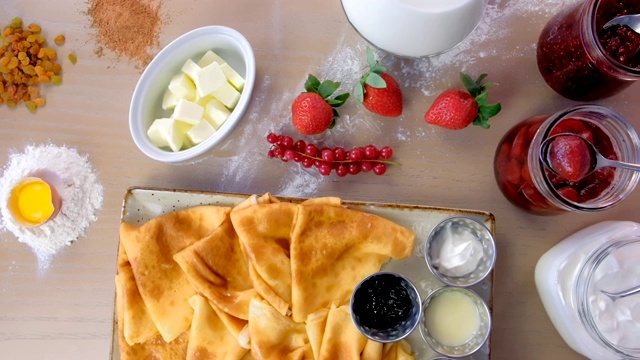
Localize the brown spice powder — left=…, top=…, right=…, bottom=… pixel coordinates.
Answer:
left=87, top=0, right=163, bottom=67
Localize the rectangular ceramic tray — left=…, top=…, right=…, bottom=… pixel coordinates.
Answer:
left=111, top=186, right=495, bottom=359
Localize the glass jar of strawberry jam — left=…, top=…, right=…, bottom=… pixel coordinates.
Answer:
left=537, top=0, right=640, bottom=101
left=494, top=105, right=640, bottom=214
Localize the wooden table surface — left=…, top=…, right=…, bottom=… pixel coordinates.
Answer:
left=1, top=0, right=638, bottom=359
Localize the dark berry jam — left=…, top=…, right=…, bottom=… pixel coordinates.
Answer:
left=352, top=273, right=413, bottom=331
left=494, top=116, right=618, bottom=213
left=537, top=0, right=640, bottom=100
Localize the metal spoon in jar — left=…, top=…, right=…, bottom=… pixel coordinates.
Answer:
left=604, top=14, right=640, bottom=33
left=601, top=284, right=640, bottom=302
left=539, top=134, right=640, bottom=179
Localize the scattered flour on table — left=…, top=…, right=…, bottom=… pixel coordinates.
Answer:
left=322, top=0, right=581, bottom=95
left=0, top=144, right=104, bottom=271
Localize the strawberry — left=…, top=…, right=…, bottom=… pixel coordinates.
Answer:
left=424, top=72, right=501, bottom=130
left=547, top=135, right=593, bottom=182
left=292, top=74, right=349, bottom=135
left=354, top=48, right=403, bottom=117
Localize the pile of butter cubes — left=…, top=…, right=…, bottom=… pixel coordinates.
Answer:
left=147, top=50, right=245, bottom=151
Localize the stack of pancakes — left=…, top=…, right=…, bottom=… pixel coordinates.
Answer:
left=116, top=194, right=417, bottom=360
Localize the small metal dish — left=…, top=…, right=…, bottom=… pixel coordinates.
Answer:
left=425, top=216, right=496, bottom=287
left=420, top=287, right=491, bottom=358
left=350, top=271, right=421, bottom=343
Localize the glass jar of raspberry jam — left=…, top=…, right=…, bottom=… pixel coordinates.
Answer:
left=494, top=105, right=640, bottom=214
left=537, top=0, right=640, bottom=101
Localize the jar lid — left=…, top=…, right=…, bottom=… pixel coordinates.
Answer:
left=580, top=236, right=640, bottom=355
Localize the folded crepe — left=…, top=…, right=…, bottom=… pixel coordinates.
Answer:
left=116, top=243, right=157, bottom=345
left=316, top=304, right=368, bottom=360
left=174, top=216, right=256, bottom=320
left=290, top=204, right=416, bottom=322
left=186, top=295, right=248, bottom=360
left=119, top=205, right=231, bottom=342
left=115, top=272, right=189, bottom=360
left=248, top=298, right=313, bottom=360
left=230, top=202, right=298, bottom=317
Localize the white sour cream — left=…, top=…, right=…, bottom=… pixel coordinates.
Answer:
left=430, top=222, right=484, bottom=277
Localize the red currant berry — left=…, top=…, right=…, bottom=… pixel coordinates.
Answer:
left=318, top=163, right=332, bottom=176
left=273, top=146, right=285, bottom=158
left=268, top=149, right=276, bottom=158
left=302, top=157, right=314, bottom=168
left=293, top=153, right=304, bottom=162
left=373, top=162, right=387, bottom=175
left=348, top=147, right=364, bottom=161
left=364, top=145, right=380, bottom=160
left=305, top=144, right=319, bottom=157
left=348, top=163, right=361, bottom=175
left=380, top=146, right=393, bottom=159
left=361, top=161, right=373, bottom=172
left=294, top=140, right=307, bottom=152
left=322, top=149, right=335, bottom=162
left=336, top=164, right=348, bottom=177
left=283, top=149, right=296, bottom=162
left=334, top=147, right=347, bottom=161
left=267, top=133, right=279, bottom=144
left=281, top=136, right=294, bottom=149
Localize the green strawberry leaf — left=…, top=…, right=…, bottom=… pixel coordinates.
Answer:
left=473, top=115, right=491, bottom=129
left=332, top=92, right=350, bottom=105
left=305, top=74, right=320, bottom=93
left=365, top=72, right=387, bottom=88
left=318, top=80, right=341, bottom=99
left=370, top=64, right=386, bottom=75
left=328, top=118, right=336, bottom=129
left=354, top=83, right=364, bottom=103
left=366, top=47, right=376, bottom=68
left=481, top=102, right=502, bottom=118
left=459, top=71, right=502, bottom=129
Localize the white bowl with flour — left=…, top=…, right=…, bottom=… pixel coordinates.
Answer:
left=340, top=0, right=487, bottom=58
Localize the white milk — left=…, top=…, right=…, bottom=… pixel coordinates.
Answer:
left=341, top=0, right=487, bottom=57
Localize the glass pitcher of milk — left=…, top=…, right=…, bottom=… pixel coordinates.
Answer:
left=340, top=0, right=488, bottom=57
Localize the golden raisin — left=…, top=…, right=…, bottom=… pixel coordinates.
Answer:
left=68, top=53, right=77, bottom=64
left=10, top=17, right=22, bottom=29
left=51, top=75, right=61, bottom=85
left=33, top=97, right=45, bottom=106
left=27, top=24, right=41, bottom=33
left=54, top=35, right=65, bottom=46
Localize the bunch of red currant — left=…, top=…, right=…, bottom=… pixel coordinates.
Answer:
left=266, top=133, right=396, bottom=176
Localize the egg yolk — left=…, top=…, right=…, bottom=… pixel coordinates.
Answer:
left=10, top=178, right=55, bottom=225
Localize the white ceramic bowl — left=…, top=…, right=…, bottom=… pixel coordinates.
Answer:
left=129, top=26, right=256, bottom=163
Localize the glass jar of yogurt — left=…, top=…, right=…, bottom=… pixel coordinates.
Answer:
left=535, top=221, right=640, bottom=359
left=493, top=104, right=640, bottom=214
left=536, top=0, right=640, bottom=101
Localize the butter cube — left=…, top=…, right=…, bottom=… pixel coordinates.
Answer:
left=173, top=99, right=204, bottom=125
left=212, top=82, right=241, bottom=109
left=220, top=63, right=245, bottom=91
left=181, top=58, right=201, bottom=81
left=197, top=50, right=226, bottom=67
left=168, top=73, right=196, bottom=100
left=162, top=88, right=180, bottom=110
left=147, top=118, right=184, bottom=152
left=204, top=98, right=231, bottom=129
left=195, top=93, right=216, bottom=108
left=195, top=62, right=227, bottom=97
left=187, top=119, right=216, bottom=145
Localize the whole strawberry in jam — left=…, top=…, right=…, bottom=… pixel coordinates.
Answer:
left=292, top=74, right=349, bottom=135
left=424, top=72, right=501, bottom=130
left=547, top=135, right=593, bottom=182
left=354, top=48, right=403, bottom=117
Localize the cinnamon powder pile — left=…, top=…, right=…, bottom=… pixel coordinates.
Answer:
left=87, top=0, right=164, bottom=67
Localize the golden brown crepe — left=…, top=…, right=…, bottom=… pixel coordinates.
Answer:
left=119, top=205, right=231, bottom=342
left=230, top=202, right=298, bottom=316
left=289, top=204, right=416, bottom=322
left=317, top=304, right=368, bottom=360
left=116, top=273, right=189, bottom=360
left=174, top=217, right=256, bottom=320
left=186, top=295, right=248, bottom=360
left=305, top=307, right=330, bottom=360
left=116, top=243, right=157, bottom=345
left=248, top=298, right=313, bottom=360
